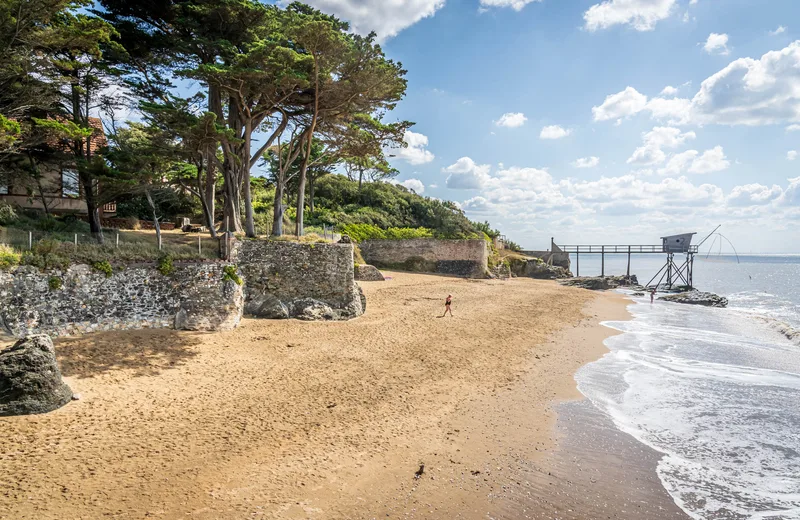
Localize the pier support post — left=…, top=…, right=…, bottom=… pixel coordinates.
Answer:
left=626, top=246, right=631, bottom=278
left=576, top=251, right=579, bottom=277
left=601, top=246, right=605, bottom=277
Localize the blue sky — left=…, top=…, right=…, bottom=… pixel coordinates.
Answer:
left=290, top=0, right=800, bottom=253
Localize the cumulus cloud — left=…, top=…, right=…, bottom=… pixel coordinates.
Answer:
left=788, top=150, right=798, bottom=161
left=703, top=33, right=730, bottom=55
left=400, top=178, right=425, bottom=193
left=656, top=146, right=730, bottom=175
left=594, top=41, right=800, bottom=127
left=539, top=125, right=572, bottom=140
left=572, top=156, right=600, bottom=168
left=787, top=124, right=800, bottom=132
left=584, top=0, right=677, bottom=32
left=443, top=157, right=492, bottom=190
left=495, top=112, right=528, bottom=128
left=688, top=146, right=730, bottom=173
left=660, top=85, right=680, bottom=96
left=592, top=87, right=649, bottom=122
left=479, top=0, right=541, bottom=11
left=393, top=131, right=435, bottom=165
left=771, top=26, right=787, bottom=36
left=627, top=127, right=696, bottom=165
left=296, top=0, right=444, bottom=40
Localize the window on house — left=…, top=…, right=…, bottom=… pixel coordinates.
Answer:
left=0, top=183, right=7, bottom=195
left=62, top=169, right=80, bottom=198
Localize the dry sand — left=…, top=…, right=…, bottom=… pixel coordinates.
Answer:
left=0, top=272, right=633, bottom=519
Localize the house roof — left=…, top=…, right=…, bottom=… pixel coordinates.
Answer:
left=661, top=232, right=697, bottom=240
left=86, top=117, right=107, bottom=155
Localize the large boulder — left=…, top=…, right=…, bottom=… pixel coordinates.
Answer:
left=174, top=279, right=244, bottom=331
left=354, top=264, right=385, bottom=282
left=245, top=294, right=290, bottom=319
left=0, top=335, right=73, bottom=416
left=559, top=275, right=638, bottom=291
left=658, top=291, right=728, bottom=308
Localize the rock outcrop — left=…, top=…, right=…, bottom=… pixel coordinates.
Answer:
left=354, top=264, right=385, bottom=281
left=658, top=291, right=728, bottom=308
left=559, top=275, right=638, bottom=291
left=0, top=335, right=72, bottom=416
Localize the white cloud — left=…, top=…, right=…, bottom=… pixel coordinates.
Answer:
left=583, top=0, right=677, bottom=32
left=787, top=124, right=800, bottom=132
left=771, top=26, right=787, bottom=36
left=400, top=178, right=425, bottom=193
left=443, top=157, right=492, bottom=190
left=539, top=125, right=572, bottom=140
left=594, top=41, right=800, bottom=127
left=592, top=86, right=648, bottom=122
left=627, top=127, right=696, bottom=165
left=788, top=150, right=798, bottom=161
left=660, top=85, right=680, bottom=96
left=495, top=112, right=528, bottom=128
left=688, top=146, right=730, bottom=173
left=479, top=0, right=541, bottom=11
left=703, top=33, right=730, bottom=55
left=296, top=0, right=444, bottom=40
left=393, top=131, right=435, bottom=165
left=572, top=156, right=600, bottom=168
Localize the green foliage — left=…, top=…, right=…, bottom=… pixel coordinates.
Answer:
left=0, top=203, right=18, bottom=225
left=0, top=244, right=21, bottom=269
left=92, top=260, right=113, bottom=278
left=157, top=254, right=175, bottom=276
left=48, top=276, right=62, bottom=290
left=222, top=265, right=243, bottom=286
left=505, top=240, right=522, bottom=252
left=338, top=223, right=434, bottom=242
left=20, top=240, right=70, bottom=270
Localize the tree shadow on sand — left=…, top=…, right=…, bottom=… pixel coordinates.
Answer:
left=55, top=329, right=205, bottom=379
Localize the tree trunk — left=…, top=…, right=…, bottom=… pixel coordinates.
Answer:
left=242, top=120, right=256, bottom=238
left=358, top=166, right=364, bottom=191
left=79, top=170, right=104, bottom=244
left=203, top=154, right=217, bottom=238
left=309, top=174, right=315, bottom=213
left=295, top=56, right=320, bottom=238
left=144, top=187, right=162, bottom=250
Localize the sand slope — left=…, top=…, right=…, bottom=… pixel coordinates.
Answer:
left=0, top=272, right=625, bottom=519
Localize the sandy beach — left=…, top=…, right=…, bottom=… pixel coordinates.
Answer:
left=1, top=272, right=654, bottom=519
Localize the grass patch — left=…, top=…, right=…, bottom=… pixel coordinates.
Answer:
left=222, top=265, right=243, bottom=285
left=0, top=244, right=21, bottom=269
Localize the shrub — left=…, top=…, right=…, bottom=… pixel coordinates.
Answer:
left=92, top=260, right=113, bottom=278
left=0, top=244, right=21, bottom=269
left=338, top=223, right=434, bottom=242
left=20, top=240, right=70, bottom=271
left=0, top=203, right=18, bottom=225
left=222, top=265, right=243, bottom=285
left=158, top=254, right=175, bottom=276
left=48, top=276, right=62, bottom=290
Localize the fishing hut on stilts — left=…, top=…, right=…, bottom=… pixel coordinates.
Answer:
left=555, top=232, right=700, bottom=290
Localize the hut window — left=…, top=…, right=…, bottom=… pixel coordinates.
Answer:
left=0, top=183, right=7, bottom=195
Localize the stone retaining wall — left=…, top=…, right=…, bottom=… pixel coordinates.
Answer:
left=232, top=240, right=364, bottom=321
left=0, top=263, right=243, bottom=338
left=358, top=239, right=488, bottom=278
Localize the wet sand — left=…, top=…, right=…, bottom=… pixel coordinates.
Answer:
left=0, top=272, right=682, bottom=519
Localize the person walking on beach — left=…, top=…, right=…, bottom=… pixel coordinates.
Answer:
left=442, top=294, right=453, bottom=317
left=650, top=288, right=656, bottom=304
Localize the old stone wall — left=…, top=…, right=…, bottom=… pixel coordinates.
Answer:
left=0, top=263, right=243, bottom=338
left=519, top=250, right=571, bottom=269
left=232, top=240, right=364, bottom=321
left=358, top=239, right=488, bottom=278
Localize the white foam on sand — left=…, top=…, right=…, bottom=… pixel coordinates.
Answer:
left=577, top=293, right=800, bottom=519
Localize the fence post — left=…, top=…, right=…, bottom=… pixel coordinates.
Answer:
left=28, top=231, right=32, bottom=250
left=116, top=233, right=119, bottom=249
left=74, top=234, right=78, bottom=248
left=198, top=234, right=202, bottom=255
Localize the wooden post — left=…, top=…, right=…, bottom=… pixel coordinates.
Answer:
left=198, top=234, right=202, bottom=255
left=627, top=246, right=631, bottom=278
left=28, top=231, right=32, bottom=250
left=576, top=251, right=579, bottom=277
left=74, top=234, right=78, bottom=248
left=601, top=246, right=605, bottom=277
left=116, top=233, right=119, bottom=249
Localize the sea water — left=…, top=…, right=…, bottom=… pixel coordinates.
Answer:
left=574, top=255, right=800, bottom=519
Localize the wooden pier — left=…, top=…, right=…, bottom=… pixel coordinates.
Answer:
left=555, top=233, right=699, bottom=289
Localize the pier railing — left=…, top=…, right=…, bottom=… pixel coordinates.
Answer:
left=558, top=245, right=698, bottom=254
